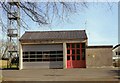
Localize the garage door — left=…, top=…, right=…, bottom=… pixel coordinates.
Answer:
left=22, top=44, right=63, bottom=69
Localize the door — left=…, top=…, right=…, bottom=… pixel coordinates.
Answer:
left=22, top=44, right=63, bottom=69
left=67, top=43, right=86, bottom=68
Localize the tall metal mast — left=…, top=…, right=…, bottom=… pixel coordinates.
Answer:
left=7, top=0, right=20, bottom=68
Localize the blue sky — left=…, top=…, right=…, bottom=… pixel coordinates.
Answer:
left=26, top=2, right=118, bottom=46
left=1, top=2, right=118, bottom=46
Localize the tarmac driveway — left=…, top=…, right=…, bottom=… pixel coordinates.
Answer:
left=1, top=67, right=120, bottom=82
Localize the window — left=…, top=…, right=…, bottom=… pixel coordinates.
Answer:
left=23, top=52, right=28, bottom=54
left=43, top=54, right=49, bottom=58
left=66, top=43, right=86, bottom=61
left=23, top=55, right=29, bottom=58
left=72, top=55, right=75, bottom=60
left=67, top=44, right=70, bottom=48
left=23, top=52, right=29, bottom=59
left=29, top=52, right=36, bottom=59
left=37, top=59, right=42, bottom=61
left=77, top=55, right=80, bottom=60
left=67, top=50, right=70, bottom=54
left=50, top=51, right=56, bottom=54
left=37, top=55, right=42, bottom=58
left=67, top=56, right=70, bottom=60
left=72, top=50, right=75, bottom=54
left=82, top=49, right=85, bottom=55
left=57, top=55, right=63, bottom=57
left=50, top=58, right=56, bottom=61
left=30, top=59, right=36, bottom=62
left=77, top=49, right=80, bottom=54
left=43, top=59, right=49, bottom=61
left=37, top=52, right=42, bottom=54
left=72, top=44, right=75, bottom=48
left=82, top=54, right=85, bottom=60
left=76, top=44, right=80, bottom=48
left=30, top=52, right=35, bottom=54
left=82, top=49, right=85, bottom=60
left=50, top=55, right=56, bottom=57
left=43, top=51, right=50, bottom=54
left=50, top=51, right=56, bottom=56
left=82, top=43, right=85, bottom=48
left=23, top=59, right=29, bottom=62
left=57, top=51, right=63, bottom=54
left=23, top=51, right=63, bottom=62
left=30, top=55, right=36, bottom=58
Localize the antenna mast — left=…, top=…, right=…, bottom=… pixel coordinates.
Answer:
left=7, top=0, right=20, bottom=68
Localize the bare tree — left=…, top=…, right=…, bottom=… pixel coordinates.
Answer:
left=0, top=1, right=114, bottom=32
left=0, top=2, right=86, bottom=33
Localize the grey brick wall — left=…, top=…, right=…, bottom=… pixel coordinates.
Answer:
left=86, top=46, right=113, bottom=67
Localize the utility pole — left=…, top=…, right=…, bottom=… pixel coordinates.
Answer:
left=7, top=0, right=20, bottom=69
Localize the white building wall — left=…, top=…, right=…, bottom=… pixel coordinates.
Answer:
left=63, top=42, right=67, bottom=69
left=19, top=43, right=23, bottom=70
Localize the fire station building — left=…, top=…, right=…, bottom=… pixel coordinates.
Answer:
left=19, top=30, right=88, bottom=69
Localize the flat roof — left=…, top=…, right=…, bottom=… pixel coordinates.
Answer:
left=87, top=45, right=113, bottom=48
